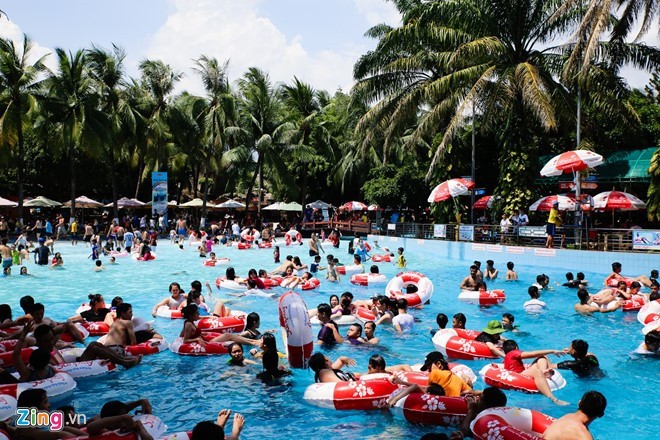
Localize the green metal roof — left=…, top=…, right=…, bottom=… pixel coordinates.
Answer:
left=537, top=147, right=657, bottom=184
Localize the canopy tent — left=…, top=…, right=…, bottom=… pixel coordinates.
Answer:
left=64, top=196, right=103, bottom=208
left=0, top=197, right=17, bottom=207
left=263, top=201, right=303, bottom=211
left=24, top=196, right=62, bottom=207
left=306, top=200, right=332, bottom=209
left=104, top=197, right=145, bottom=208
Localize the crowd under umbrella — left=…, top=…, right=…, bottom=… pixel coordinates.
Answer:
left=528, top=194, right=577, bottom=212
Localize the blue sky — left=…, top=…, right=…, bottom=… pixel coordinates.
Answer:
left=0, top=0, right=655, bottom=95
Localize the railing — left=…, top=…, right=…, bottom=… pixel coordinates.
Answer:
left=376, top=222, right=648, bottom=252
left=300, top=219, right=372, bottom=235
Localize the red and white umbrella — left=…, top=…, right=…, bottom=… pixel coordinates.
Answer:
left=593, top=191, right=646, bottom=211
left=427, top=178, right=474, bottom=203
left=341, top=201, right=368, bottom=211
left=473, top=195, right=494, bottom=210
left=367, top=204, right=380, bottom=211
left=529, top=194, right=577, bottom=212
left=540, top=150, right=604, bottom=176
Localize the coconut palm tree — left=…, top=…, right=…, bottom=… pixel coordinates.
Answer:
left=39, top=48, right=109, bottom=219
left=353, top=0, right=658, bottom=211
left=0, top=35, right=48, bottom=223
left=87, top=44, right=136, bottom=220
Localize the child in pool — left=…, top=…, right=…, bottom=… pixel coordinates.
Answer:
left=256, top=333, right=291, bottom=381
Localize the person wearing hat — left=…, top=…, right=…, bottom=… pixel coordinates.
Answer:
left=545, top=200, right=562, bottom=248
left=474, top=320, right=507, bottom=357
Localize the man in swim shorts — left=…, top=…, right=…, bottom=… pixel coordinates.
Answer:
left=0, top=238, right=12, bottom=270
left=542, top=391, right=606, bottom=439
left=103, top=303, right=139, bottom=354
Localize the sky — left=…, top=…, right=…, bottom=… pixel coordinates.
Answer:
left=0, top=0, right=656, bottom=96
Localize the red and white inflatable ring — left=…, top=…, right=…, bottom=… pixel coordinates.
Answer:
left=471, top=407, right=555, bottom=440
left=432, top=328, right=498, bottom=360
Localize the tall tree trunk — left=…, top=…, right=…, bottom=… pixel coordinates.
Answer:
left=193, top=165, right=199, bottom=198
left=69, top=144, right=76, bottom=220
left=244, top=154, right=262, bottom=209
left=109, top=147, right=118, bottom=220
left=134, top=160, right=144, bottom=199
left=200, top=163, right=209, bottom=227
left=258, top=160, right=263, bottom=214
left=17, top=127, right=24, bottom=224
left=300, top=163, right=308, bottom=213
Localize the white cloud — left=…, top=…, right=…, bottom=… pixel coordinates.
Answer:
left=353, top=0, right=401, bottom=26
left=144, top=0, right=361, bottom=95
left=0, top=18, right=58, bottom=73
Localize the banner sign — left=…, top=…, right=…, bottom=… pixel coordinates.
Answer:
left=632, top=230, right=660, bottom=250
left=433, top=224, right=447, bottom=238
left=459, top=225, right=474, bottom=241
left=151, top=172, right=168, bottom=223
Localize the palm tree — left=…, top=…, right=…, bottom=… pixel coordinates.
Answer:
left=236, top=67, right=288, bottom=213
left=353, top=0, right=658, bottom=211
left=192, top=56, right=236, bottom=224
left=280, top=77, right=333, bottom=209
left=87, top=45, right=136, bottom=220
left=40, top=48, right=108, bottom=219
left=0, top=35, right=48, bottom=223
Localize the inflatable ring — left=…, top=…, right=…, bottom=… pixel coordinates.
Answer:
left=278, top=291, right=313, bottom=369
left=132, top=252, right=157, bottom=261
left=0, top=341, right=34, bottom=368
left=125, top=338, right=168, bottom=356
left=301, top=278, right=321, bottom=290
left=355, top=307, right=376, bottom=322
left=203, top=258, right=230, bottom=267
left=242, top=234, right=254, bottom=242
left=371, top=254, right=391, bottom=263
left=470, top=407, right=555, bottom=440
left=458, top=290, right=506, bottom=306
left=156, top=305, right=184, bottom=319
left=350, top=273, right=387, bottom=286
left=304, top=377, right=397, bottom=410
left=110, top=250, right=129, bottom=258
left=56, top=360, right=116, bottom=378
left=57, top=323, right=90, bottom=343
left=197, top=311, right=247, bottom=333
left=215, top=277, right=247, bottom=291
left=432, top=328, right=498, bottom=360
left=479, top=364, right=566, bottom=394
left=386, top=272, right=434, bottom=307
left=622, top=295, right=646, bottom=312
left=605, top=275, right=635, bottom=288
left=81, top=320, right=110, bottom=335
left=170, top=337, right=229, bottom=355
left=310, top=314, right=359, bottom=326
left=0, top=373, right=77, bottom=421
left=337, top=264, right=364, bottom=276
left=637, top=299, right=660, bottom=325
left=391, top=393, right=468, bottom=426
left=258, top=242, right=272, bottom=249
left=260, top=276, right=283, bottom=288
left=69, top=415, right=167, bottom=440
left=237, top=243, right=252, bottom=250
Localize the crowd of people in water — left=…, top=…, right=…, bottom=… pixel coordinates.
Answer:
left=0, top=215, right=658, bottom=439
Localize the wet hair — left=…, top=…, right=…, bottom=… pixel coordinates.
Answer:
left=192, top=421, right=224, bottom=439
left=349, top=323, right=363, bottom=336
left=506, top=262, right=514, bottom=270
left=566, top=272, right=574, bottom=281
left=308, top=352, right=327, bottom=382
left=169, top=282, right=182, bottom=293
left=116, top=302, right=131, bottom=317
left=29, top=348, right=52, bottom=370
left=651, top=269, right=659, bottom=279
left=0, top=304, right=12, bottom=322
left=246, top=312, right=260, bottom=330
left=354, top=254, right=361, bottom=264
left=578, top=391, right=607, bottom=419
left=436, top=313, right=448, bottom=329
left=453, top=313, right=466, bottom=326
left=630, top=281, right=641, bottom=289
left=364, top=320, right=376, bottom=332
left=340, top=291, right=354, bottom=301
left=576, top=272, right=585, bottom=281
left=396, top=298, right=408, bottom=310
left=227, top=342, right=243, bottom=357
left=100, top=400, right=129, bottom=418
left=645, top=331, right=659, bottom=348
left=397, top=247, right=404, bottom=253
left=34, top=325, right=54, bottom=343
left=473, top=261, right=481, bottom=268
left=95, top=260, right=102, bottom=267
left=293, top=256, right=303, bottom=266
left=247, top=279, right=257, bottom=289
left=528, top=286, right=540, bottom=299
left=317, top=303, right=332, bottom=317
left=536, top=274, right=546, bottom=283
left=571, top=339, right=589, bottom=358
left=368, top=354, right=386, bottom=371
left=261, top=332, right=277, bottom=351
left=258, top=269, right=267, bottom=277
left=502, top=340, right=519, bottom=353
left=191, top=280, right=203, bottom=292
left=286, top=255, right=293, bottom=261
left=612, top=262, right=622, bottom=271
left=486, top=260, right=494, bottom=266
left=578, top=289, right=590, bottom=305
left=502, top=313, right=515, bottom=324
left=329, top=295, right=339, bottom=305
left=88, top=294, right=104, bottom=307
left=470, top=265, right=477, bottom=271
left=183, top=304, right=199, bottom=320
left=17, top=389, right=47, bottom=410
left=31, top=303, right=45, bottom=314
left=20, top=295, right=35, bottom=313
left=482, top=386, right=508, bottom=408
left=426, top=383, right=446, bottom=396
left=650, top=291, right=660, bottom=301
left=314, top=255, right=321, bottom=262
left=370, top=265, right=379, bottom=274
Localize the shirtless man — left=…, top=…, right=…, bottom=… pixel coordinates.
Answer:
left=605, top=262, right=652, bottom=287
left=0, top=238, right=11, bottom=271
left=29, top=303, right=86, bottom=344
left=270, top=255, right=296, bottom=276
left=176, top=217, right=187, bottom=241
left=575, top=289, right=621, bottom=314
left=543, top=391, right=606, bottom=439
left=460, top=265, right=481, bottom=291
left=103, top=303, right=140, bottom=357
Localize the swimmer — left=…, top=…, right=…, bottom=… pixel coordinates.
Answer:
left=574, top=289, right=621, bottom=314
left=556, top=339, right=600, bottom=377
left=430, top=313, right=448, bottom=336
left=363, top=321, right=379, bottom=344
left=452, top=313, right=466, bottom=329
left=180, top=304, right=258, bottom=347
left=524, top=285, right=547, bottom=313
left=396, top=247, right=406, bottom=268
left=308, top=352, right=357, bottom=382
left=605, top=262, right=652, bottom=287
left=316, top=303, right=343, bottom=345
left=344, top=323, right=367, bottom=345
left=150, top=283, right=186, bottom=317
left=542, top=391, right=606, bottom=439
left=226, top=343, right=257, bottom=367
left=191, top=409, right=245, bottom=440
left=94, top=259, right=106, bottom=271
left=460, top=265, right=480, bottom=291
left=326, top=258, right=339, bottom=282
left=484, top=260, right=498, bottom=280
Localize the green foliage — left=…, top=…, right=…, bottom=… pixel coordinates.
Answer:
left=361, top=162, right=427, bottom=208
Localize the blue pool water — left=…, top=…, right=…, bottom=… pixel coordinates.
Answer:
left=1, top=240, right=657, bottom=439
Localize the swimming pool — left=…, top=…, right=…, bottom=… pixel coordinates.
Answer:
left=1, top=238, right=657, bottom=439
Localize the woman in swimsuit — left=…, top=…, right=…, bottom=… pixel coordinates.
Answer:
left=151, top=282, right=187, bottom=317
left=180, top=305, right=259, bottom=347
left=308, top=352, right=358, bottom=382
